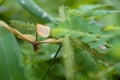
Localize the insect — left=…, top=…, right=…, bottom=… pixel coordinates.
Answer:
left=0, top=21, right=63, bottom=80
left=0, top=21, right=62, bottom=51
left=31, top=24, right=63, bottom=51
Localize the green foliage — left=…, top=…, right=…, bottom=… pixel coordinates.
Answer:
left=9, top=20, right=36, bottom=34
left=0, top=27, right=26, bottom=80
left=70, top=4, right=120, bottom=19
left=103, top=0, right=120, bottom=9
left=18, top=0, right=57, bottom=23
left=1, top=0, right=120, bottom=80
left=63, top=35, right=74, bottom=80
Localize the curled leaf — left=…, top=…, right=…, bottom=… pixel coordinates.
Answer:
left=37, top=24, right=50, bottom=38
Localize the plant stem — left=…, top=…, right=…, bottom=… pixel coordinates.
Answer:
left=42, top=44, right=62, bottom=80
left=18, top=0, right=57, bottom=23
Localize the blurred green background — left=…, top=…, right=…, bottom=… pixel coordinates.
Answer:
left=0, top=0, right=120, bottom=80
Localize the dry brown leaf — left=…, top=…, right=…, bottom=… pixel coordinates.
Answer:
left=0, top=20, right=35, bottom=42
left=40, top=38, right=63, bottom=43
left=37, top=24, right=50, bottom=38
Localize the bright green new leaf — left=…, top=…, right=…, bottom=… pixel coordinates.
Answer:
left=52, top=15, right=102, bottom=38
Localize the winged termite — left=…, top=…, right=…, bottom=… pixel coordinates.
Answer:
left=32, top=23, right=62, bottom=51
left=0, top=20, right=63, bottom=80
left=0, top=21, right=62, bottom=51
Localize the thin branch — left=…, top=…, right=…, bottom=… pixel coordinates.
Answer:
left=42, top=44, right=62, bottom=80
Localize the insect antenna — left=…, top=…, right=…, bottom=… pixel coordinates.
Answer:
left=42, top=44, right=62, bottom=80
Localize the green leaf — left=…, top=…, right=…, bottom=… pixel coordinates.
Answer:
left=78, top=4, right=110, bottom=16
left=70, top=16, right=101, bottom=34
left=71, top=39, right=99, bottom=72
left=51, top=16, right=101, bottom=38
left=81, top=35, right=97, bottom=43
left=91, top=10, right=120, bottom=18
left=9, top=20, right=36, bottom=34
left=74, top=50, right=98, bottom=72
left=0, top=26, right=27, bottom=80
left=104, top=0, right=120, bottom=9
left=70, top=4, right=120, bottom=19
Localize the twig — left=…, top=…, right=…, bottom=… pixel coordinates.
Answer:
left=42, top=44, right=62, bottom=80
